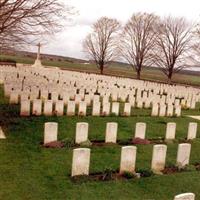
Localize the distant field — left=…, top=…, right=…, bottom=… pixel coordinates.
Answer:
left=1, top=54, right=200, bottom=86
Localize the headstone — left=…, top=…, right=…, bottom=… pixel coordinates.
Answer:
left=105, top=122, right=118, bottom=143
left=40, top=90, right=48, bottom=101
left=135, top=122, right=146, bottom=139
left=159, top=104, right=166, bottom=117
left=0, top=127, right=6, bottom=139
left=20, top=100, right=31, bottom=116
left=165, top=122, right=176, bottom=140
left=111, top=102, right=119, bottom=116
left=151, top=103, right=159, bottom=116
left=151, top=144, right=167, bottom=172
left=166, top=105, right=174, bottom=117
left=32, top=99, right=42, bottom=116
left=67, top=101, right=76, bottom=116
left=78, top=102, right=87, bottom=116
left=71, top=148, right=90, bottom=176
left=174, top=193, right=195, bottom=200
left=43, top=100, right=53, bottom=116
left=9, top=91, right=19, bottom=104
left=51, top=91, right=58, bottom=103
left=44, top=122, right=58, bottom=144
left=176, top=143, right=191, bottom=168
left=75, top=123, right=89, bottom=144
left=55, top=100, right=64, bottom=116
left=187, top=122, right=197, bottom=140
left=175, top=105, right=181, bottom=117
left=92, top=101, right=101, bottom=116
left=124, top=103, right=131, bottom=116
left=102, top=102, right=110, bottom=116
left=120, top=146, right=137, bottom=174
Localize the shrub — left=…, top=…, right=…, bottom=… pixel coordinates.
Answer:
left=102, top=168, right=114, bottom=181
left=137, top=169, right=153, bottom=177
left=79, top=139, right=92, bottom=147
left=61, top=138, right=75, bottom=148
left=122, top=171, right=136, bottom=179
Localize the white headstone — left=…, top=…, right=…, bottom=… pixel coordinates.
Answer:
left=43, top=100, right=53, bottom=116
left=67, top=101, right=76, bottom=116
left=105, top=122, right=118, bottom=143
left=55, top=100, right=64, bottom=116
left=20, top=100, right=31, bottom=116
left=75, top=123, right=89, bottom=144
left=174, top=193, right=195, bottom=200
left=71, top=148, right=90, bottom=176
left=111, top=102, right=119, bottom=116
left=187, top=122, right=197, bottom=140
left=92, top=101, right=101, bottom=116
left=124, top=103, right=131, bottom=116
left=32, top=99, right=42, bottom=116
left=120, top=146, right=137, bottom=174
left=165, top=122, right=176, bottom=140
left=0, top=127, right=6, bottom=139
left=44, top=122, right=58, bottom=144
left=176, top=143, right=191, bottom=168
left=78, top=102, right=87, bottom=116
left=135, top=122, right=146, bottom=139
left=151, top=144, right=167, bottom=172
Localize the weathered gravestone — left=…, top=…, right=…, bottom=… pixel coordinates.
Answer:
left=105, top=122, right=118, bottom=143
left=75, top=123, right=89, bottom=144
left=71, top=148, right=90, bottom=176
left=120, top=146, right=137, bottom=174
left=151, top=144, right=167, bottom=172
left=44, top=122, right=58, bottom=144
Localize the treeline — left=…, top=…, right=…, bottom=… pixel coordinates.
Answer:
left=83, top=13, right=200, bottom=83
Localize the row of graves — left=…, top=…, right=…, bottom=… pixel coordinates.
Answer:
left=0, top=64, right=199, bottom=200
left=0, top=65, right=200, bottom=117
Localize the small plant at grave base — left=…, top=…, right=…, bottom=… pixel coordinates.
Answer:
left=61, top=138, right=75, bottom=148
left=122, top=171, right=136, bottom=179
left=110, top=113, right=117, bottom=117
left=137, top=169, right=153, bottom=177
left=79, top=139, right=92, bottom=147
left=164, top=139, right=175, bottom=144
left=118, top=139, right=130, bottom=145
left=101, top=168, right=115, bottom=181
left=71, top=175, right=90, bottom=183
left=184, top=164, right=196, bottom=172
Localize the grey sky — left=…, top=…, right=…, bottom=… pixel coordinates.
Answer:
left=32, top=0, right=200, bottom=59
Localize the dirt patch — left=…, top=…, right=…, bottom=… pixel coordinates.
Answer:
left=43, top=141, right=65, bottom=148
left=132, top=137, right=151, bottom=145
left=162, top=167, right=181, bottom=174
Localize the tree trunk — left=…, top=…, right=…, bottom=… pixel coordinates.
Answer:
left=167, top=68, right=173, bottom=84
left=100, top=64, right=104, bottom=74
left=136, top=69, right=141, bottom=80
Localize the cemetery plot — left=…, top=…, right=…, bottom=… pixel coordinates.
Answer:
left=1, top=65, right=200, bottom=118
left=1, top=66, right=200, bottom=199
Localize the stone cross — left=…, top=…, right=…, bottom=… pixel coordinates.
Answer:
left=36, top=42, right=41, bottom=60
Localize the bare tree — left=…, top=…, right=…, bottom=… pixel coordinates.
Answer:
left=0, top=0, right=74, bottom=51
left=83, top=17, right=120, bottom=74
left=120, top=13, right=158, bottom=79
left=153, top=16, right=193, bottom=83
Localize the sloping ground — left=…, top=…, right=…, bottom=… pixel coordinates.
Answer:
left=1, top=85, right=200, bottom=199
left=1, top=54, right=200, bottom=87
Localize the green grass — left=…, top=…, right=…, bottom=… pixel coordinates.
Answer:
left=1, top=85, right=200, bottom=199
left=1, top=54, right=200, bottom=86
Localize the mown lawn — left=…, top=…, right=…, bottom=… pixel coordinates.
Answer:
left=1, top=85, right=200, bottom=200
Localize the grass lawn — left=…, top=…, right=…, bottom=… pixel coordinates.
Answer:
left=1, top=84, right=200, bottom=200
left=1, top=54, right=200, bottom=86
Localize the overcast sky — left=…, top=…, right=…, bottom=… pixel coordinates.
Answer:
left=33, top=0, right=200, bottom=59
